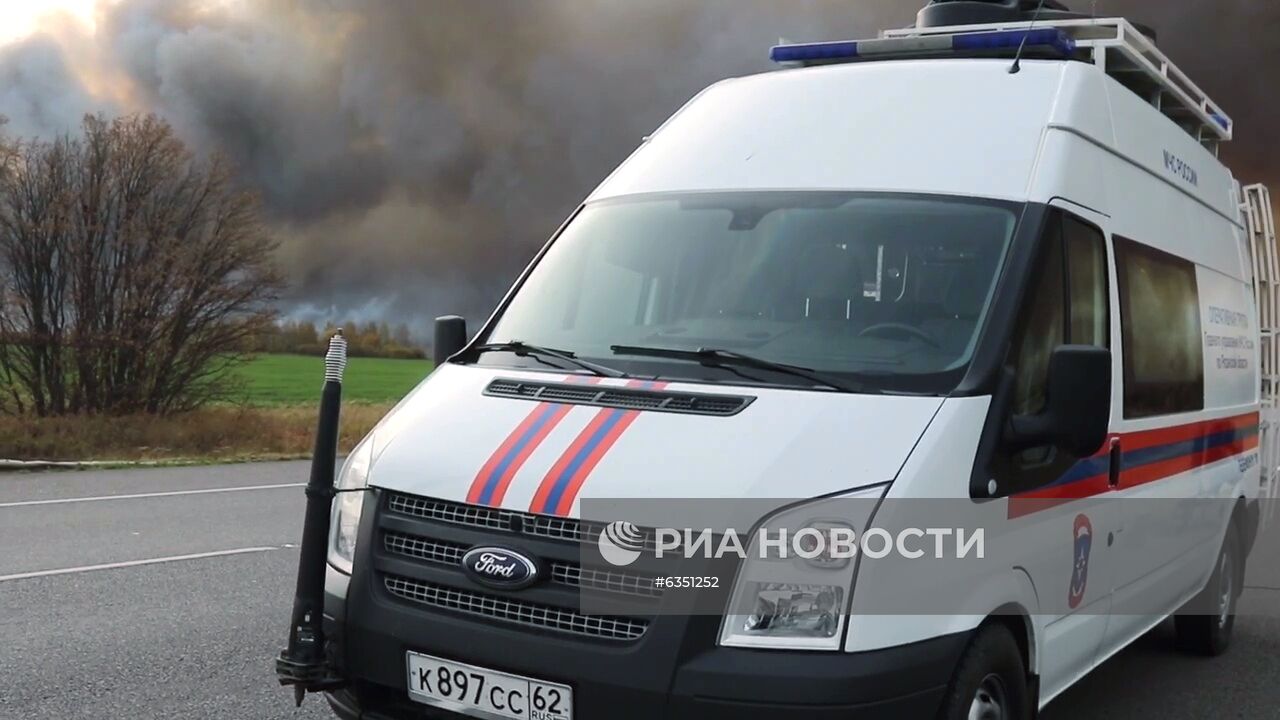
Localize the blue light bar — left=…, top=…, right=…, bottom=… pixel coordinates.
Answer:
left=770, top=28, right=1077, bottom=65
left=770, top=40, right=863, bottom=64
left=953, top=28, right=1075, bottom=55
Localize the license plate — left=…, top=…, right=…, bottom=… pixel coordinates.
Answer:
left=406, top=652, right=573, bottom=720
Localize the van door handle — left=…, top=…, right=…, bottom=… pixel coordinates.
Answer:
left=1108, top=438, right=1122, bottom=489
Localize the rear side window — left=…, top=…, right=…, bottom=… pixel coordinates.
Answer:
left=1115, top=237, right=1204, bottom=418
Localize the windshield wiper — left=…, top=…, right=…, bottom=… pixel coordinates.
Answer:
left=610, top=345, right=859, bottom=393
left=470, top=341, right=629, bottom=379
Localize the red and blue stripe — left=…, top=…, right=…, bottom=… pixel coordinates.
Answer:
left=1009, top=412, right=1259, bottom=518
left=466, top=376, right=597, bottom=507
left=529, top=381, right=668, bottom=516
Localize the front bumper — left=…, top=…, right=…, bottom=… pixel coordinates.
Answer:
left=321, top=489, right=968, bottom=719
left=322, top=603, right=964, bottom=719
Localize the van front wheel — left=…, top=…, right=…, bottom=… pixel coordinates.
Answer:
left=937, top=624, right=1031, bottom=720
left=1175, top=523, right=1241, bottom=656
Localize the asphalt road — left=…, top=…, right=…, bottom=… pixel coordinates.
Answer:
left=1, top=462, right=1277, bottom=719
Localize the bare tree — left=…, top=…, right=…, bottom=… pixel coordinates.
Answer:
left=0, top=115, right=23, bottom=414
left=0, top=114, right=283, bottom=415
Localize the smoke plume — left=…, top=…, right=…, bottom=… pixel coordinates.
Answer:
left=0, top=0, right=1275, bottom=334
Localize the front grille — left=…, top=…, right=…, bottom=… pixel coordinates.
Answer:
left=386, top=494, right=662, bottom=551
left=384, top=575, right=649, bottom=641
left=377, top=492, right=660, bottom=642
left=388, top=494, right=513, bottom=532
left=384, top=532, right=662, bottom=598
left=550, top=564, right=662, bottom=598
left=525, top=514, right=604, bottom=545
left=485, top=378, right=753, bottom=416
left=384, top=533, right=464, bottom=565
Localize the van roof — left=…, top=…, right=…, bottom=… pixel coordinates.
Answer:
left=889, top=19, right=1230, bottom=146
left=780, top=18, right=1232, bottom=150
left=589, top=57, right=1237, bottom=222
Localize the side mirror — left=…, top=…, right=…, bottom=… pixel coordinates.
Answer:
left=1006, top=345, right=1111, bottom=457
left=433, top=315, right=468, bottom=366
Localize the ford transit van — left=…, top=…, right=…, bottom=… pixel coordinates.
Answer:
left=316, top=5, right=1278, bottom=719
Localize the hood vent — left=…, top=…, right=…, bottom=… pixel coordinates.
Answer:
left=485, top=378, right=753, bottom=417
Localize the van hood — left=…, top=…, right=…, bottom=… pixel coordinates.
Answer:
left=365, top=364, right=942, bottom=517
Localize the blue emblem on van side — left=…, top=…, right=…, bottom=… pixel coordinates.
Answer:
left=1163, top=150, right=1199, bottom=187
left=1068, top=514, right=1093, bottom=609
left=462, top=547, right=541, bottom=590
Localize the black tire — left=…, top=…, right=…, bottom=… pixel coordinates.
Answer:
left=937, top=623, right=1032, bottom=720
left=1174, top=522, right=1241, bottom=656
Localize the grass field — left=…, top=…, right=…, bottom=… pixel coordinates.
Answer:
left=230, top=353, right=433, bottom=406
left=1, top=353, right=435, bottom=462
left=1, top=404, right=394, bottom=462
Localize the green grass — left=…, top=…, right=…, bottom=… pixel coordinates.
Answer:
left=230, top=353, right=433, bottom=406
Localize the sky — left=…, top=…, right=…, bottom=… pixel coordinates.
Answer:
left=0, top=1, right=1276, bottom=336
left=0, top=1, right=101, bottom=44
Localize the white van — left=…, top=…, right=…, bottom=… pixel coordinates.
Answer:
left=319, top=6, right=1279, bottom=720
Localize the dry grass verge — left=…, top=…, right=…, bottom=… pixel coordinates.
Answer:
left=0, top=404, right=392, bottom=463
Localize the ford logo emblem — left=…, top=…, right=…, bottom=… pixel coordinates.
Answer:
left=461, top=546, right=541, bottom=590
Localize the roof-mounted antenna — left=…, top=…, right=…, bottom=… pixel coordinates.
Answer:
left=1009, top=0, right=1051, bottom=74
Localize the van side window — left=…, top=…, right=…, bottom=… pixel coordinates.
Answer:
left=1114, top=237, right=1204, bottom=418
left=997, top=210, right=1109, bottom=490
left=1065, top=216, right=1109, bottom=349
left=1009, top=218, right=1065, bottom=415
left=1007, top=211, right=1109, bottom=416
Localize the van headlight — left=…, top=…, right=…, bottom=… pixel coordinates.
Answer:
left=719, top=485, right=887, bottom=651
left=328, top=439, right=373, bottom=574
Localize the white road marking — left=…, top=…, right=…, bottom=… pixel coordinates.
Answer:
left=0, top=546, right=286, bottom=582
left=0, top=482, right=304, bottom=508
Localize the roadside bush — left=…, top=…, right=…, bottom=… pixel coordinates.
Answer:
left=245, top=319, right=425, bottom=359
left=0, top=114, right=283, bottom=416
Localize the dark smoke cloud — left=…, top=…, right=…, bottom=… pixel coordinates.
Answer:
left=0, top=1, right=1276, bottom=335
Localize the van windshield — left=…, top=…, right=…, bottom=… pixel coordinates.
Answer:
left=480, top=192, right=1020, bottom=395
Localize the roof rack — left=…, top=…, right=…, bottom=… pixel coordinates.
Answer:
left=880, top=18, right=1232, bottom=150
